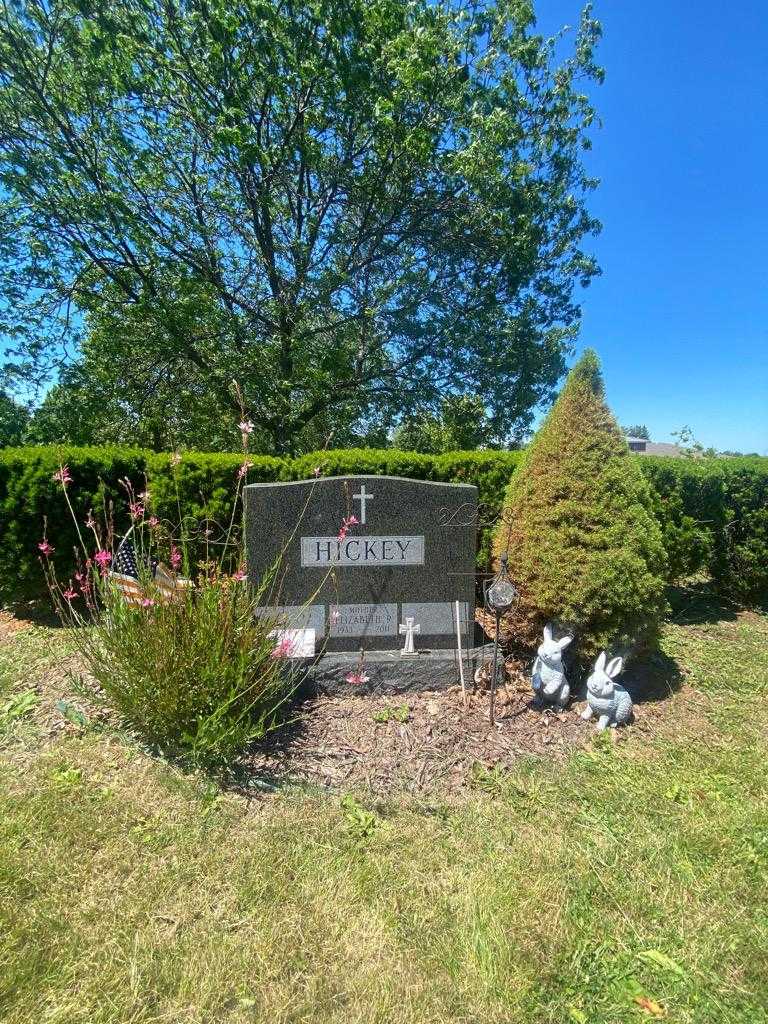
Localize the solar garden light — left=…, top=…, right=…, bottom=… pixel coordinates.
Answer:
left=484, top=555, right=519, bottom=725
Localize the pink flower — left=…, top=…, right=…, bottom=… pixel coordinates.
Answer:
left=239, top=420, right=254, bottom=435
left=170, top=545, right=182, bottom=570
left=94, top=550, right=112, bottom=568
left=232, top=567, right=247, bottom=582
left=74, top=569, right=91, bottom=593
left=140, top=598, right=155, bottom=608
left=237, top=461, right=253, bottom=479
left=85, top=512, right=96, bottom=529
left=62, top=585, right=77, bottom=601
left=148, top=516, right=159, bottom=528
left=336, top=515, right=359, bottom=542
left=129, top=502, right=145, bottom=521
left=313, top=466, right=321, bottom=478
left=52, top=465, right=72, bottom=486
left=270, top=637, right=294, bottom=659
left=38, top=540, right=55, bottom=557
left=345, top=670, right=370, bottom=686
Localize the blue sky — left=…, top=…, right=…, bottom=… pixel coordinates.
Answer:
left=538, top=0, right=768, bottom=453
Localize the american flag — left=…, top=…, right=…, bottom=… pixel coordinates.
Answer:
left=109, top=540, right=191, bottom=605
left=154, top=562, right=193, bottom=602
left=108, top=540, right=148, bottom=605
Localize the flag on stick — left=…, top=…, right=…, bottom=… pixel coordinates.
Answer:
left=108, top=539, right=192, bottom=604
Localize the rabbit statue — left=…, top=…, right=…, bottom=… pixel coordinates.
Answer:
left=582, top=651, right=633, bottom=730
left=531, top=623, right=573, bottom=709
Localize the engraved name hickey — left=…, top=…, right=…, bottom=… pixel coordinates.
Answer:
left=300, top=535, right=425, bottom=567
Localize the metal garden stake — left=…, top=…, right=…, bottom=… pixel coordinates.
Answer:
left=484, top=555, right=519, bottom=725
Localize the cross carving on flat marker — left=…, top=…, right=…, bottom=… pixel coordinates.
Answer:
left=353, top=484, right=373, bottom=524
left=399, top=616, right=420, bottom=656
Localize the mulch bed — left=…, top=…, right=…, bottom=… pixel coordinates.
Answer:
left=243, top=658, right=674, bottom=795
left=246, top=685, right=574, bottom=796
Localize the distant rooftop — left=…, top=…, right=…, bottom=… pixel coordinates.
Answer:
left=625, top=436, right=683, bottom=457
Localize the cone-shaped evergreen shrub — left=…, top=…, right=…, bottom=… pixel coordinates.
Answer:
left=493, top=350, right=668, bottom=660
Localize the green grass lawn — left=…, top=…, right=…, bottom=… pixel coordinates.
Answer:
left=1, top=596, right=767, bottom=1023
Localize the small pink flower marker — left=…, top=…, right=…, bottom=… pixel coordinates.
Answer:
left=336, top=514, right=359, bottom=542
left=270, top=637, right=294, bottom=659
left=38, top=540, right=55, bottom=556
left=345, top=670, right=370, bottom=686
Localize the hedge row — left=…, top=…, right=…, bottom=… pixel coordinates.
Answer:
left=1, top=446, right=765, bottom=604
left=639, top=455, right=768, bottom=602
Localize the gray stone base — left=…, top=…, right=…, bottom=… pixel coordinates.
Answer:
left=298, top=644, right=496, bottom=697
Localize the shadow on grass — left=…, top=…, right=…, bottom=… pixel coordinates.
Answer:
left=4, top=599, right=63, bottom=629
left=621, top=578, right=766, bottom=706
left=229, top=690, right=318, bottom=795
left=622, top=648, right=683, bottom=706
left=666, top=579, right=751, bottom=626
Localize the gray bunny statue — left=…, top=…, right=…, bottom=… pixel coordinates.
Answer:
left=582, top=651, right=633, bottom=730
left=531, top=623, right=573, bottom=709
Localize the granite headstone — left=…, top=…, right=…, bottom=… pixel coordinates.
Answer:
left=244, top=475, right=477, bottom=656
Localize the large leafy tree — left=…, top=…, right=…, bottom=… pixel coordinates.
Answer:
left=0, top=389, right=28, bottom=446
left=392, top=395, right=498, bottom=454
left=0, top=0, right=602, bottom=453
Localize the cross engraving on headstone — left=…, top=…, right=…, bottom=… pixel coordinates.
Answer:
left=399, top=616, right=421, bottom=656
left=353, top=484, right=373, bottom=525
